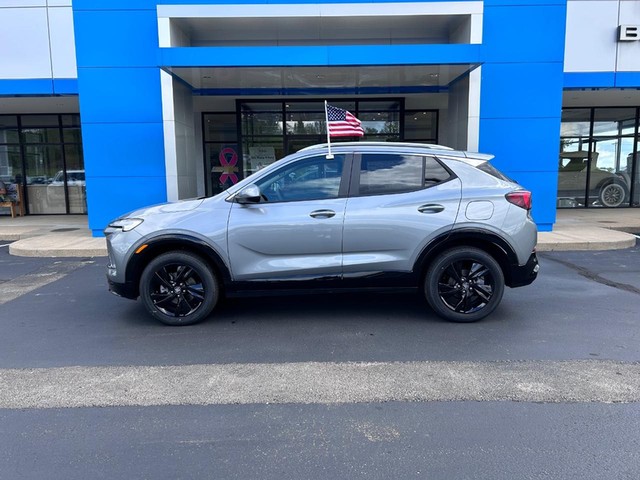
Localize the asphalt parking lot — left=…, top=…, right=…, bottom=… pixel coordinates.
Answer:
left=1, top=241, right=639, bottom=478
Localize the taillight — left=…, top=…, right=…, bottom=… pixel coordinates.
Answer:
left=506, top=191, right=532, bottom=210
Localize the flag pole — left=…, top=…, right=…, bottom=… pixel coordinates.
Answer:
left=324, top=100, right=334, bottom=159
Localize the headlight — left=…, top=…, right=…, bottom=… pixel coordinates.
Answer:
left=108, top=218, right=144, bottom=232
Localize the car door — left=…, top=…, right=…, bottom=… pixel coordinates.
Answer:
left=342, top=152, right=462, bottom=276
left=227, top=153, right=350, bottom=281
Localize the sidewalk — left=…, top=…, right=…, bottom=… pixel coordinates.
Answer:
left=0, top=209, right=638, bottom=257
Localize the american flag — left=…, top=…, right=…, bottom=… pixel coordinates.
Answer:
left=326, top=104, right=364, bottom=137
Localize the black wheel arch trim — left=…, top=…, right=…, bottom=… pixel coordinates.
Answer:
left=124, top=234, right=232, bottom=298
left=414, top=228, right=523, bottom=287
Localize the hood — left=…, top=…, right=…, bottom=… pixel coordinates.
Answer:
left=125, top=198, right=206, bottom=218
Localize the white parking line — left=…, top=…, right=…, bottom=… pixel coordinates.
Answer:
left=0, top=260, right=92, bottom=305
left=0, top=244, right=10, bottom=248
left=1, top=360, right=639, bottom=410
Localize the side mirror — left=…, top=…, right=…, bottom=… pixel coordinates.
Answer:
left=235, top=184, right=261, bottom=204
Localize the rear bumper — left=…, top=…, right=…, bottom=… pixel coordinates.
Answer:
left=107, top=277, right=138, bottom=300
left=507, top=252, right=539, bottom=288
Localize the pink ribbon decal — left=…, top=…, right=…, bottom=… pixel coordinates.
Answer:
left=218, top=147, right=239, bottom=184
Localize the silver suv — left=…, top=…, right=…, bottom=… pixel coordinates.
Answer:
left=105, top=142, right=538, bottom=325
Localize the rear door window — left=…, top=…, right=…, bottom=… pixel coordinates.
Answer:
left=356, top=153, right=452, bottom=196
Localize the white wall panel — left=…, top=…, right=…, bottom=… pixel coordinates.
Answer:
left=48, top=6, right=77, bottom=78
left=564, top=1, right=618, bottom=72
left=0, top=1, right=45, bottom=6
left=0, top=7, right=52, bottom=79
left=617, top=0, right=640, bottom=71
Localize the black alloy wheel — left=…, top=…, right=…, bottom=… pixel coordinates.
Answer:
left=425, top=247, right=505, bottom=322
left=140, top=251, right=218, bottom=326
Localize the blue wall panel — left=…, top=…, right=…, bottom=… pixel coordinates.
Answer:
left=482, top=5, right=566, bottom=63
left=85, top=176, right=167, bottom=236
left=77, top=68, right=162, bottom=124
left=480, top=63, right=564, bottom=119
left=563, top=72, right=616, bottom=89
left=74, top=10, right=160, bottom=67
left=564, top=72, right=640, bottom=89
left=81, top=123, right=167, bottom=178
left=479, top=2, right=567, bottom=232
left=0, top=79, right=54, bottom=96
left=613, top=72, right=640, bottom=88
left=481, top=118, right=562, bottom=174
left=74, top=6, right=167, bottom=235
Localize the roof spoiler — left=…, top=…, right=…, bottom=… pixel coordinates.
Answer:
left=463, top=152, right=494, bottom=161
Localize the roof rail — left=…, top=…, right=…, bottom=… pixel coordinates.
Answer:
left=298, top=142, right=454, bottom=152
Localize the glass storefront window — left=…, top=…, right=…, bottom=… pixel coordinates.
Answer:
left=561, top=109, right=591, bottom=137
left=558, top=139, right=590, bottom=207
left=241, top=112, right=283, bottom=136
left=61, top=114, right=81, bottom=127
left=24, top=145, right=66, bottom=214
left=593, top=108, right=637, bottom=136
left=404, top=110, right=438, bottom=141
left=64, top=144, right=87, bottom=214
left=631, top=147, right=640, bottom=207
left=588, top=137, right=635, bottom=207
left=0, top=116, right=19, bottom=144
left=63, top=128, right=82, bottom=144
left=205, top=143, right=242, bottom=196
left=559, top=107, right=639, bottom=208
left=359, top=111, right=400, bottom=135
left=20, top=115, right=59, bottom=127
left=203, top=113, right=237, bottom=142
left=242, top=137, right=284, bottom=174
left=21, top=128, right=61, bottom=144
left=286, top=112, right=325, bottom=135
left=1, top=114, right=85, bottom=216
left=0, top=145, right=22, bottom=183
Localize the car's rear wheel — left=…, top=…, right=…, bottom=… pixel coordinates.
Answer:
left=424, top=247, right=504, bottom=323
left=140, top=251, right=219, bottom=326
left=599, top=182, right=626, bottom=207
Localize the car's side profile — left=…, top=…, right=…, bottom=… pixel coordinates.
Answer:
left=105, top=142, right=539, bottom=326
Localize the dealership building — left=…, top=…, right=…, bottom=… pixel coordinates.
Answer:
left=0, top=0, right=639, bottom=236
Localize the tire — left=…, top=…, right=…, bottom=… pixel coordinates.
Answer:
left=424, top=247, right=505, bottom=323
left=140, top=251, right=219, bottom=326
left=599, top=183, right=626, bottom=207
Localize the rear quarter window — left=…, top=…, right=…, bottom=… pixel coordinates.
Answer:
left=476, top=162, right=513, bottom=182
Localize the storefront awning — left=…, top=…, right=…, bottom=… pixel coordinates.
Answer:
left=165, top=64, right=480, bottom=96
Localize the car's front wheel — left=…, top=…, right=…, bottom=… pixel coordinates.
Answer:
left=424, top=247, right=505, bottom=322
left=140, top=251, right=219, bottom=326
left=599, top=182, right=626, bottom=207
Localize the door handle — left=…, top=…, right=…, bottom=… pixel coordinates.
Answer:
left=418, top=204, right=445, bottom=214
left=309, top=209, right=336, bottom=219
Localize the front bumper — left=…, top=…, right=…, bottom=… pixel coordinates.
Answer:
left=507, top=252, right=539, bottom=288
left=107, top=277, right=139, bottom=300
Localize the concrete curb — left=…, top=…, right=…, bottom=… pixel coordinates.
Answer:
left=537, top=228, right=637, bottom=252
left=7, top=234, right=107, bottom=258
